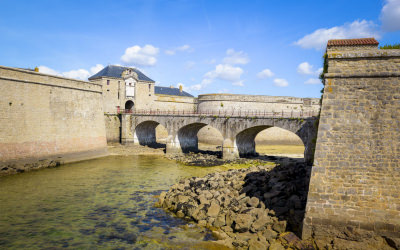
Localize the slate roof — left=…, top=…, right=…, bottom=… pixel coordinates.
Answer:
left=327, top=38, right=379, bottom=46
left=88, top=65, right=155, bottom=82
left=155, top=86, right=193, bottom=97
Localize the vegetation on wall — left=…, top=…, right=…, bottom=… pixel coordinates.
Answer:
left=379, top=44, right=400, bottom=49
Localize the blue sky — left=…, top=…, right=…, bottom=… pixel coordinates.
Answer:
left=1, top=0, right=399, bottom=98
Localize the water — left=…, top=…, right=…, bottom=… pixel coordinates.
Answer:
left=0, top=155, right=240, bottom=249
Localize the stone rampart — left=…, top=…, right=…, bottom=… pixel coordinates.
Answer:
left=197, top=94, right=320, bottom=115
left=0, top=66, right=107, bottom=175
left=303, top=48, right=400, bottom=239
left=104, top=114, right=121, bottom=143
left=153, top=95, right=197, bottom=112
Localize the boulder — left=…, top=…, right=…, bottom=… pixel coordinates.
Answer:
left=207, top=201, right=220, bottom=218
left=248, top=197, right=260, bottom=208
left=234, top=213, right=254, bottom=233
left=248, top=238, right=268, bottom=250
left=213, top=213, right=226, bottom=227
left=251, top=215, right=272, bottom=232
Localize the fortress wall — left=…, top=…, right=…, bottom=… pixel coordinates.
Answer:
left=152, top=95, right=197, bottom=112
left=303, top=49, right=400, bottom=239
left=197, top=94, right=320, bottom=115
left=0, top=66, right=107, bottom=175
left=104, top=114, right=121, bottom=143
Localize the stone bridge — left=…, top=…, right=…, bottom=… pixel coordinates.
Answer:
left=120, top=112, right=318, bottom=163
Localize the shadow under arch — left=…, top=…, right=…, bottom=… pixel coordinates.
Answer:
left=236, top=125, right=305, bottom=159
left=135, top=120, right=168, bottom=149
left=177, top=123, right=223, bottom=156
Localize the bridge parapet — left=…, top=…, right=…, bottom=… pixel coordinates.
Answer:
left=118, top=109, right=317, bottom=119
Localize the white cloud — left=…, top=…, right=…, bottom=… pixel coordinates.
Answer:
left=297, top=62, right=323, bottom=75
left=165, top=44, right=192, bottom=55
left=121, top=44, right=159, bottom=66
left=381, top=0, right=400, bottom=31
left=305, top=78, right=321, bottom=85
left=294, top=20, right=381, bottom=50
left=38, top=66, right=61, bottom=76
left=90, top=64, right=104, bottom=75
left=257, top=68, right=274, bottom=79
left=273, top=78, right=289, bottom=87
left=223, top=49, right=249, bottom=65
left=38, top=64, right=106, bottom=81
left=205, top=64, right=244, bottom=82
left=63, top=69, right=91, bottom=80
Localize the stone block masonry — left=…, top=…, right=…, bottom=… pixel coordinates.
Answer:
left=303, top=44, right=400, bottom=239
left=0, top=66, right=108, bottom=175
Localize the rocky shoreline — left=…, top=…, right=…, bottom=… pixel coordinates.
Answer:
left=156, top=161, right=399, bottom=250
left=156, top=162, right=314, bottom=249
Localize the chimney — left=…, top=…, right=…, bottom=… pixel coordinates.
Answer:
left=179, top=85, right=183, bottom=93
left=170, top=85, right=173, bottom=88
left=34, top=67, right=39, bottom=72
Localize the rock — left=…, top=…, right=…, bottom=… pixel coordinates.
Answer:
left=221, top=225, right=233, bottom=233
left=235, top=231, right=253, bottom=242
left=176, top=210, right=185, bottom=218
left=288, top=195, right=302, bottom=209
left=198, top=220, right=207, bottom=227
left=207, top=201, right=220, bottom=218
left=192, top=205, right=207, bottom=221
left=272, top=220, right=286, bottom=233
left=234, top=213, right=254, bottom=233
left=279, top=232, right=305, bottom=249
left=251, top=215, right=272, bottom=232
left=263, top=190, right=281, bottom=200
left=248, top=197, right=260, bottom=208
left=213, top=213, right=226, bottom=227
left=158, top=191, right=167, bottom=206
left=268, top=240, right=285, bottom=250
left=249, top=238, right=268, bottom=250
left=262, top=228, right=278, bottom=241
left=198, top=194, right=210, bottom=205
left=215, top=238, right=234, bottom=248
left=212, top=230, right=229, bottom=240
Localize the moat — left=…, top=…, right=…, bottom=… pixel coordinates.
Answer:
left=0, top=155, right=259, bottom=249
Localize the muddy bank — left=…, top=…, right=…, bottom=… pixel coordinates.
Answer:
left=107, top=143, right=165, bottom=156
left=156, top=162, right=397, bottom=250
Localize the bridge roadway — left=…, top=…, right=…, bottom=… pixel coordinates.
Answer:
left=120, top=110, right=318, bottom=163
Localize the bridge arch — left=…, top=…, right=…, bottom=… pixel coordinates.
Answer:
left=235, top=125, right=306, bottom=158
left=134, top=120, right=168, bottom=148
left=177, top=123, right=223, bottom=154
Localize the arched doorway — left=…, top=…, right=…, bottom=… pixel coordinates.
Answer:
left=125, top=100, right=134, bottom=112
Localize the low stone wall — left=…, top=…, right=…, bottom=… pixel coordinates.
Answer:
left=0, top=66, right=107, bottom=175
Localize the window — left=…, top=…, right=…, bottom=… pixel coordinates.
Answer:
left=148, top=84, right=151, bottom=91
left=107, top=80, right=110, bottom=85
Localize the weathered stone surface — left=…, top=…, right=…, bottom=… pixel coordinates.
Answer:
left=234, top=214, right=255, bottom=232
left=304, top=43, right=400, bottom=240
left=207, top=201, right=220, bottom=218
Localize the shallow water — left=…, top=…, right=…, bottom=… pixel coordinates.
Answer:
left=0, top=155, right=242, bottom=249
